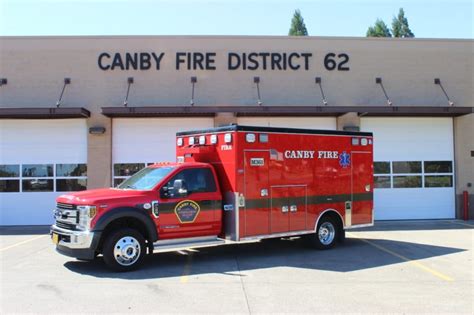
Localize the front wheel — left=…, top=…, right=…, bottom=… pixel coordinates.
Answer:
left=102, top=228, right=146, bottom=272
left=308, top=216, right=339, bottom=250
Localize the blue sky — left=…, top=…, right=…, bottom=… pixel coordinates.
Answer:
left=0, top=0, right=472, bottom=38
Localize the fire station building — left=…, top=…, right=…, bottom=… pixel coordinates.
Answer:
left=0, top=36, right=473, bottom=225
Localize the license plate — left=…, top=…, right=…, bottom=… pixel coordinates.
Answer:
left=52, top=233, right=59, bottom=245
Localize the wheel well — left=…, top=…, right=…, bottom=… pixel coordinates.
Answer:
left=317, top=210, right=344, bottom=241
left=98, top=217, right=151, bottom=251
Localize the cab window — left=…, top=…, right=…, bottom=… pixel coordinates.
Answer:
left=165, top=168, right=216, bottom=196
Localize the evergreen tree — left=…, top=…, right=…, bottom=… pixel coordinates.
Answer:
left=288, top=9, right=308, bottom=36
left=366, top=19, right=392, bottom=37
left=392, top=8, right=415, bottom=37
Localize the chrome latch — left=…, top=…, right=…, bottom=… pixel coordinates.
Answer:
left=282, top=206, right=289, bottom=213
left=260, top=189, right=268, bottom=197
left=290, top=205, right=297, bottom=212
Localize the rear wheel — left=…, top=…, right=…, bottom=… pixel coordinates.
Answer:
left=102, top=228, right=146, bottom=272
left=308, top=216, right=339, bottom=249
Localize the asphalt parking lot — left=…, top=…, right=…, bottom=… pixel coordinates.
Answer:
left=0, top=220, right=473, bottom=314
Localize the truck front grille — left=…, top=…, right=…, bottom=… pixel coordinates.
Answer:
left=55, top=203, right=79, bottom=230
left=56, top=221, right=77, bottom=231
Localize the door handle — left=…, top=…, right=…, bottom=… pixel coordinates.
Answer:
left=282, top=206, right=289, bottom=213
left=261, top=189, right=268, bottom=197
left=290, top=205, right=297, bottom=212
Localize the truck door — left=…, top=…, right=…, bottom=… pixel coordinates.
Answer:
left=157, top=167, right=222, bottom=238
left=351, top=152, right=373, bottom=225
left=244, top=150, right=270, bottom=237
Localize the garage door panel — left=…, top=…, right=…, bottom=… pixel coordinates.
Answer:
left=237, top=117, right=336, bottom=130
left=113, top=118, right=214, bottom=163
left=0, top=119, right=88, bottom=225
left=361, top=117, right=454, bottom=220
left=0, top=119, right=87, bottom=164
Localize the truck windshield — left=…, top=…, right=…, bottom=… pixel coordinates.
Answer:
left=117, top=166, right=175, bottom=190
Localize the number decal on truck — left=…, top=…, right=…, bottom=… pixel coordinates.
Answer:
left=250, top=158, right=265, bottom=166
left=174, top=200, right=200, bottom=224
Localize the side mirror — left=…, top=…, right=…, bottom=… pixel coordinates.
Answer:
left=160, top=186, right=169, bottom=198
left=173, top=179, right=188, bottom=197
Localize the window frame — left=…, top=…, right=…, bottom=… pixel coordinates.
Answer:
left=0, top=163, right=87, bottom=193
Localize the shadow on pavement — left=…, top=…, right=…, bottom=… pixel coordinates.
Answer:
left=0, top=225, right=50, bottom=235
left=356, top=220, right=474, bottom=232
left=64, top=236, right=465, bottom=280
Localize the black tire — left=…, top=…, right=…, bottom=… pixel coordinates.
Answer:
left=307, top=216, right=339, bottom=250
left=102, top=228, right=146, bottom=272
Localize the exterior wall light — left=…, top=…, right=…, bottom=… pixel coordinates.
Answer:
left=315, top=77, right=328, bottom=105
left=254, top=76, right=262, bottom=106
left=375, top=77, right=392, bottom=106
left=89, top=127, right=106, bottom=134
left=190, top=76, right=197, bottom=106
left=434, top=78, right=454, bottom=106
left=56, top=78, right=71, bottom=108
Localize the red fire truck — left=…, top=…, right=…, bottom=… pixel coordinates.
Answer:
left=51, top=125, right=374, bottom=271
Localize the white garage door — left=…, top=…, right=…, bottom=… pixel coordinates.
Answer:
left=237, top=117, right=336, bottom=130
left=0, top=119, right=88, bottom=225
left=361, top=117, right=455, bottom=220
left=112, top=118, right=214, bottom=186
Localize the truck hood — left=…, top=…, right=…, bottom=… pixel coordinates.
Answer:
left=56, top=188, right=149, bottom=205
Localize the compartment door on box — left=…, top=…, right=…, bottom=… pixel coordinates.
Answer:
left=351, top=152, right=373, bottom=226
left=270, top=187, right=288, bottom=233
left=244, top=150, right=270, bottom=237
left=288, top=186, right=307, bottom=231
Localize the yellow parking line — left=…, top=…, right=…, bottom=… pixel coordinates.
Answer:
left=0, top=234, right=48, bottom=252
left=180, top=251, right=193, bottom=283
left=348, top=233, right=454, bottom=282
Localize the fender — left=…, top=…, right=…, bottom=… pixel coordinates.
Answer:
left=314, top=208, right=345, bottom=231
left=92, top=207, right=158, bottom=242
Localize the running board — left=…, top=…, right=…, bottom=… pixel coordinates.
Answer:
left=153, top=236, right=227, bottom=253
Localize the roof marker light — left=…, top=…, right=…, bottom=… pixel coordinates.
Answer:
left=188, top=137, right=195, bottom=145
left=177, top=138, right=183, bottom=146
left=210, top=134, right=217, bottom=144
left=246, top=133, right=256, bottom=143
left=199, top=135, right=206, bottom=145
left=361, top=138, right=368, bottom=146
left=224, top=133, right=232, bottom=143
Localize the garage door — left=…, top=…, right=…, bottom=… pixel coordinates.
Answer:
left=237, top=117, right=336, bottom=130
left=0, top=119, right=88, bottom=225
left=361, top=117, right=455, bottom=220
left=112, top=118, right=214, bottom=186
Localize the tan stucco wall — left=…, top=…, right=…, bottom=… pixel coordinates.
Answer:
left=0, top=36, right=472, bottom=110
left=454, top=114, right=474, bottom=217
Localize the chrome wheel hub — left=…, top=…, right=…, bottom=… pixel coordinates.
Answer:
left=113, top=236, right=141, bottom=266
left=318, top=222, right=335, bottom=245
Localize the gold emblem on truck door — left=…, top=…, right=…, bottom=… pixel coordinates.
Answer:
left=174, top=200, right=200, bottom=223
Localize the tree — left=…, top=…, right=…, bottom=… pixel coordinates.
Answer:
left=392, top=8, right=415, bottom=37
left=289, top=9, right=308, bottom=36
left=366, top=19, right=392, bottom=37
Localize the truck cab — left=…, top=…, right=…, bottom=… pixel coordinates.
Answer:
left=51, top=162, right=222, bottom=271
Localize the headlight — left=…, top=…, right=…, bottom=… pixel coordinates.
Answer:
left=77, top=205, right=97, bottom=230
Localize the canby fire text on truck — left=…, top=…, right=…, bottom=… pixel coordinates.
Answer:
left=51, top=125, right=374, bottom=271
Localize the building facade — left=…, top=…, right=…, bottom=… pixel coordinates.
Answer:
left=0, top=36, right=473, bottom=225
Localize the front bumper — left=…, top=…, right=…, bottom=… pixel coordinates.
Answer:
left=50, top=225, right=101, bottom=260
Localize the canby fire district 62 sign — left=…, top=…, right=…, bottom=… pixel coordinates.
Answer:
left=174, top=200, right=200, bottom=223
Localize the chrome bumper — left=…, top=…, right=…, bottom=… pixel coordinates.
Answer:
left=50, top=224, right=95, bottom=249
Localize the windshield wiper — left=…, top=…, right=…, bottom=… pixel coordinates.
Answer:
left=125, top=185, right=136, bottom=189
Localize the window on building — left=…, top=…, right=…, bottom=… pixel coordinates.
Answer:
left=423, top=161, right=453, bottom=188
left=0, top=163, right=88, bottom=193
left=373, top=161, right=391, bottom=188
left=56, top=164, right=87, bottom=191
